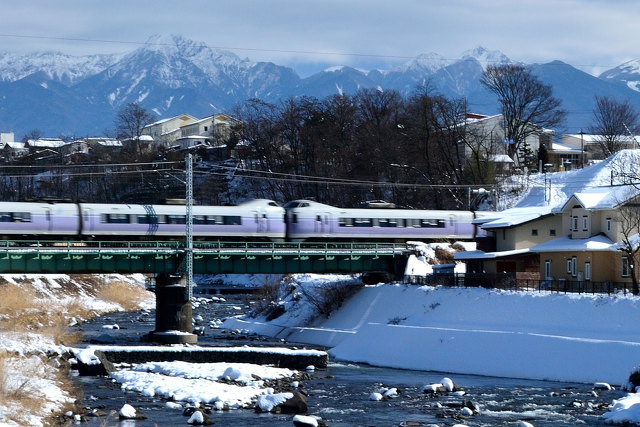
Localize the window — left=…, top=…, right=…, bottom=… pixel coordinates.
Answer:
left=531, top=229, right=538, bottom=236
left=622, top=257, right=631, bottom=277
left=572, top=216, right=578, bottom=231
left=101, top=213, right=130, bottom=224
left=0, top=212, right=31, bottom=223
left=223, top=216, right=241, bottom=225
left=167, top=215, right=186, bottom=224
left=545, top=260, right=552, bottom=279
left=585, top=262, right=591, bottom=281
left=567, top=259, right=573, bottom=274
left=582, top=216, right=588, bottom=231
left=571, top=256, right=577, bottom=277
left=606, top=218, right=612, bottom=232
left=550, top=229, right=556, bottom=236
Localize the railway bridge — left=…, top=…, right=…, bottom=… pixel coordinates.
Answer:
left=0, top=240, right=411, bottom=343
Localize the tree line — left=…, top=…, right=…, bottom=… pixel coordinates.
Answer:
left=8, top=64, right=640, bottom=210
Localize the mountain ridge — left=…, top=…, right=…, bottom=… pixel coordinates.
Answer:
left=2, top=34, right=640, bottom=138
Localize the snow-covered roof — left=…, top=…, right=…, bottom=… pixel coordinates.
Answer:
left=529, top=235, right=615, bottom=253
left=475, top=206, right=554, bottom=229
left=2, top=141, right=26, bottom=149
left=26, top=138, right=66, bottom=148
left=552, top=142, right=581, bottom=153
left=490, top=154, right=514, bottom=163
left=554, top=185, right=640, bottom=212
left=454, top=248, right=530, bottom=260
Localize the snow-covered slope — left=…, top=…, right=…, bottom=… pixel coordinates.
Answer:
left=512, top=149, right=640, bottom=209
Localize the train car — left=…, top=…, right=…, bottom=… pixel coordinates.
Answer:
left=0, top=201, right=79, bottom=238
left=79, top=199, right=286, bottom=241
left=284, top=200, right=481, bottom=242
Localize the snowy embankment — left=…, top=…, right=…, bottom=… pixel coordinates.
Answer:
left=0, top=273, right=154, bottom=427
left=225, top=280, right=640, bottom=386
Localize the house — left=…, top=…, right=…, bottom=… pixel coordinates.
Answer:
left=178, top=114, right=242, bottom=147
left=463, top=113, right=553, bottom=169
left=1, top=141, right=28, bottom=161
left=560, top=133, right=640, bottom=166
left=530, top=186, right=640, bottom=285
left=456, top=206, right=560, bottom=278
left=141, top=114, right=197, bottom=148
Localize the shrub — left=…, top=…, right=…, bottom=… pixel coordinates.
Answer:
left=434, top=247, right=454, bottom=265
left=95, top=280, right=152, bottom=311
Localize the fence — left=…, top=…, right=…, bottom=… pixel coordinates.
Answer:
left=402, top=273, right=634, bottom=295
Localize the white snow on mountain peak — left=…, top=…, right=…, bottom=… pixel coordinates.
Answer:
left=0, top=51, right=123, bottom=84
left=460, top=46, right=512, bottom=70
left=396, top=52, right=451, bottom=74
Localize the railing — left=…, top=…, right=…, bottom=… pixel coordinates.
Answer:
left=402, top=273, right=634, bottom=296
left=0, top=240, right=405, bottom=255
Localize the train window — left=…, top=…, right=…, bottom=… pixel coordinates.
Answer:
left=0, top=212, right=32, bottom=222
left=101, top=213, right=130, bottom=224
left=354, top=218, right=372, bottom=227
left=193, top=215, right=207, bottom=224
left=409, top=219, right=421, bottom=228
left=339, top=218, right=353, bottom=227
left=223, top=216, right=242, bottom=225
left=167, top=215, right=186, bottom=224
left=137, top=215, right=158, bottom=224
left=420, top=219, right=444, bottom=228
left=379, top=219, right=389, bottom=227
left=387, top=219, right=398, bottom=228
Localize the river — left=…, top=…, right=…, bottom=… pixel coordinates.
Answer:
left=72, top=291, right=624, bottom=426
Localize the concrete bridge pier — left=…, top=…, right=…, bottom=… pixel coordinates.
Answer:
left=151, top=273, right=197, bottom=345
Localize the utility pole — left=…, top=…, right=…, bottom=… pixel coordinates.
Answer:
left=185, top=153, right=193, bottom=301
left=579, top=130, right=584, bottom=168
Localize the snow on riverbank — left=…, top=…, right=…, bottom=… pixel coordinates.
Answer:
left=223, top=274, right=640, bottom=425
left=0, top=274, right=153, bottom=427
left=227, top=282, right=640, bottom=384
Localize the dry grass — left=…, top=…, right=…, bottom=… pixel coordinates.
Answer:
left=0, top=351, right=78, bottom=425
left=95, top=280, right=152, bottom=311
left=0, top=277, right=151, bottom=426
left=0, top=284, right=84, bottom=346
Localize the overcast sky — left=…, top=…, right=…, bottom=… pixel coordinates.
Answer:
left=2, top=0, right=640, bottom=76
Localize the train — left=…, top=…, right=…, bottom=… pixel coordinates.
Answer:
left=0, top=199, right=490, bottom=242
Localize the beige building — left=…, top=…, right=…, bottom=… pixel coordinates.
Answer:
left=141, top=114, right=197, bottom=148
left=457, top=206, right=560, bottom=277
left=530, top=186, right=640, bottom=286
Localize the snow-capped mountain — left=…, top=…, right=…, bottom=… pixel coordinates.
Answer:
left=1, top=34, right=640, bottom=138
left=599, top=59, right=640, bottom=92
left=0, top=51, right=122, bottom=85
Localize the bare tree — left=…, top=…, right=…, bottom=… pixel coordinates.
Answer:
left=114, top=102, right=156, bottom=141
left=589, top=96, right=640, bottom=158
left=617, top=199, right=640, bottom=295
left=21, top=129, right=44, bottom=142
left=480, top=64, right=566, bottom=164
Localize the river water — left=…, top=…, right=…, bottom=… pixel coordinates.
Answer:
left=72, top=291, right=625, bottom=426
